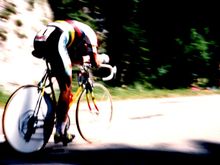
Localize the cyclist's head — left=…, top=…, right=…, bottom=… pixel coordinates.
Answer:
left=32, top=41, right=47, bottom=59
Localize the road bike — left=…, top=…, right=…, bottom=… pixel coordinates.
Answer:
left=2, top=59, right=117, bottom=153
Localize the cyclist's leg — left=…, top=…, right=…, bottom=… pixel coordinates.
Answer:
left=45, top=28, right=75, bottom=145
left=55, top=72, right=72, bottom=134
left=53, top=71, right=74, bottom=145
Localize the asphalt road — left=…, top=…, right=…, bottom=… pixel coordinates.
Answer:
left=1, top=95, right=220, bottom=164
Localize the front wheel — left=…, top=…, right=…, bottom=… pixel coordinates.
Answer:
left=76, top=83, right=113, bottom=143
left=2, top=85, right=55, bottom=153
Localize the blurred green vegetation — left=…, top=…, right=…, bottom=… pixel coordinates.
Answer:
left=0, top=90, right=9, bottom=108
left=1, top=86, right=220, bottom=109
left=46, top=0, right=220, bottom=90
left=108, top=85, right=220, bottom=100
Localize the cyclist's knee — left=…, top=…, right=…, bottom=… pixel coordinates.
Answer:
left=60, top=86, right=72, bottom=101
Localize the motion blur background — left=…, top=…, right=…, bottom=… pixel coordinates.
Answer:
left=1, top=0, right=220, bottom=94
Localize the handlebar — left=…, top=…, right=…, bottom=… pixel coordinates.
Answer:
left=99, top=64, right=117, bottom=81
left=81, top=63, right=117, bottom=81
left=45, top=60, right=116, bottom=86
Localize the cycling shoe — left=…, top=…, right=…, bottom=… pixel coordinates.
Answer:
left=54, top=131, right=75, bottom=146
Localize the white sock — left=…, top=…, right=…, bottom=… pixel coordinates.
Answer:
left=60, top=122, right=67, bottom=134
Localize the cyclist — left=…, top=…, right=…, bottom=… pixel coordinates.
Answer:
left=32, top=20, right=109, bottom=145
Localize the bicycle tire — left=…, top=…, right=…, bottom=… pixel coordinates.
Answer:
left=2, top=85, right=55, bottom=153
left=75, top=83, right=113, bottom=143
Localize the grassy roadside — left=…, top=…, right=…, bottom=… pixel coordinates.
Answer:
left=1, top=86, right=220, bottom=109
left=108, top=86, right=220, bottom=100
left=0, top=90, right=9, bottom=108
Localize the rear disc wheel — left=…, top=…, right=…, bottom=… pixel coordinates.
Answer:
left=2, top=85, right=54, bottom=153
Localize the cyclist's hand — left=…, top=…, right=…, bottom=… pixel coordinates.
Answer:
left=98, top=53, right=110, bottom=64
left=83, top=62, right=92, bottom=68
left=83, top=54, right=110, bottom=64
left=82, top=55, right=99, bottom=69
left=82, top=55, right=90, bottom=63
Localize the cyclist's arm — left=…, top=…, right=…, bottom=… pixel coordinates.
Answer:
left=83, top=53, right=109, bottom=67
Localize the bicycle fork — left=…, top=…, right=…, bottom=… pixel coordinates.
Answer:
left=85, top=84, right=100, bottom=115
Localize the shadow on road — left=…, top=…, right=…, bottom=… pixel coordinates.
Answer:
left=0, top=140, right=220, bottom=164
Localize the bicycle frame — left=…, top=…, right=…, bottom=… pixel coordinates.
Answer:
left=31, top=60, right=95, bottom=120
left=37, top=61, right=116, bottom=111
left=69, top=65, right=96, bottom=112
left=38, top=61, right=57, bottom=104
left=41, top=61, right=94, bottom=102
left=69, top=85, right=83, bottom=108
